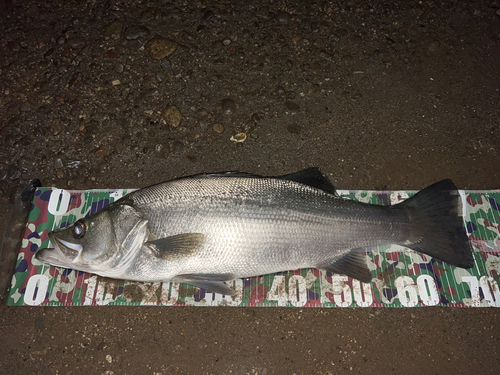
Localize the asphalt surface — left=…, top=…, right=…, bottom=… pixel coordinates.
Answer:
left=1, top=1, right=499, bottom=374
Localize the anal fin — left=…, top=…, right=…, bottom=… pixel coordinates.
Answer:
left=317, top=248, right=373, bottom=283
left=173, top=273, right=236, bottom=296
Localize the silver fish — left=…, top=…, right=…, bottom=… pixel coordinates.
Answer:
left=36, top=168, right=474, bottom=295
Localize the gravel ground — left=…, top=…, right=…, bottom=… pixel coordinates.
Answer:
left=1, top=1, right=499, bottom=374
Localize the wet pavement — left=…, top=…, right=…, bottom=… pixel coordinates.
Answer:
left=1, top=0, right=500, bottom=374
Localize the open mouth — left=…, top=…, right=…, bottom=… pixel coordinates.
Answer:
left=35, top=247, right=69, bottom=267
left=35, top=233, right=80, bottom=267
left=53, top=237, right=83, bottom=253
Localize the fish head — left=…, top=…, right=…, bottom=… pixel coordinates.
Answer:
left=36, top=203, right=149, bottom=276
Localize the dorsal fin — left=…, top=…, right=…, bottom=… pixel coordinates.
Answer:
left=190, top=168, right=336, bottom=195
left=279, top=168, right=336, bottom=195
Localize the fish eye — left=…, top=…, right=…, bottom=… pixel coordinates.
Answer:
left=72, top=220, right=86, bottom=239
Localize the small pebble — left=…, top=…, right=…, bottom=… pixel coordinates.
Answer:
left=140, top=9, right=155, bottom=22
left=276, top=12, right=291, bottom=24
left=161, top=60, right=171, bottom=70
left=172, top=141, right=184, bottom=153
left=284, top=101, right=300, bottom=112
left=116, top=118, right=127, bottom=128
left=287, top=123, right=301, bottom=134
left=250, top=113, right=261, bottom=123
left=114, top=142, right=124, bottom=154
left=162, top=106, right=182, bottom=127
left=210, top=40, right=224, bottom=51
left=20, top=102, right=33, bottom=112
left=212, top=123, right=224, bottom=134
left=43, top=48, right=55, bottom=59
left=329, top=34, right=341, bottom=44
left=8, top=165, right=22, bottom=180
left=18, top=158, right=36, bottom=172
left=220, top=98, right=236, bottom=115
left=53, top=158, right=64, bottom=169
left=94, top=146, right=109, bottom=158
left=124, top=25, right=150, bottom=40
left=61, top=47, right=71, bottom=58
left=67, top=36, right=86, bottom=49
left=320, top=50, right=333, bottom=62
left=145, top=36, right=178, bottom=59
left=236, top=50, right=245, bottom=59
left=310, top=61, right=321, bottom=70
left=104, top=21, right=124, bottom=40
left=50, top=119, right=63, bottom=136
left=155, top=73, right=164, bottom=82
left=203, top=10, right=215, bottom=21
left=141, top=88, right=158, bottom=98
left=0, top=169, right=8, bottom=181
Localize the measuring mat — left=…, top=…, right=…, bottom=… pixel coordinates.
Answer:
left=7, top=187, right=500, bottom=307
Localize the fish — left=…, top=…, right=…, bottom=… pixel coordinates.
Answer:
left=35, top=168, right=474, bottom=295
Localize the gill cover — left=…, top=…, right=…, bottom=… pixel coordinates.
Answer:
left=37, top=203, right=148, bottom=277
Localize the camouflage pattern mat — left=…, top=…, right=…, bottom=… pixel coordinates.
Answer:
left=7, top=187, right=500, bottom=307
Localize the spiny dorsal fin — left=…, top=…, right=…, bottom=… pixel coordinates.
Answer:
left=279, top=167, right=336, bottom=195
left=317, top=248, right=372, bottom=283
left=146, top=233, right=206, bottom=261
left=190, top=168, right=336, bottom=195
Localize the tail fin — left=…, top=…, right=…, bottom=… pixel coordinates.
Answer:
left=396, top=179, right=474, bottom=268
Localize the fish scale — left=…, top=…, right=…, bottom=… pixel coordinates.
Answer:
left=125, top=176, right=410, bottom=277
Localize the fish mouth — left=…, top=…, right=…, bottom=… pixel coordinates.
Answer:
left=35, top=233, right=81, bottom=268
left=35, top=248, right=71, bottom=268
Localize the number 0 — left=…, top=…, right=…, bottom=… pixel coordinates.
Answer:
left=24, top=275, right=49, bottom=306
left=47, top=189, right=71, bottom=215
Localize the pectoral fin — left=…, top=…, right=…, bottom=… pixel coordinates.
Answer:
left=146, top=233, right=206, bottom=261
left=318, top=248, right=373, bottom=283
left=174, top=273, right=236, bottom=295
